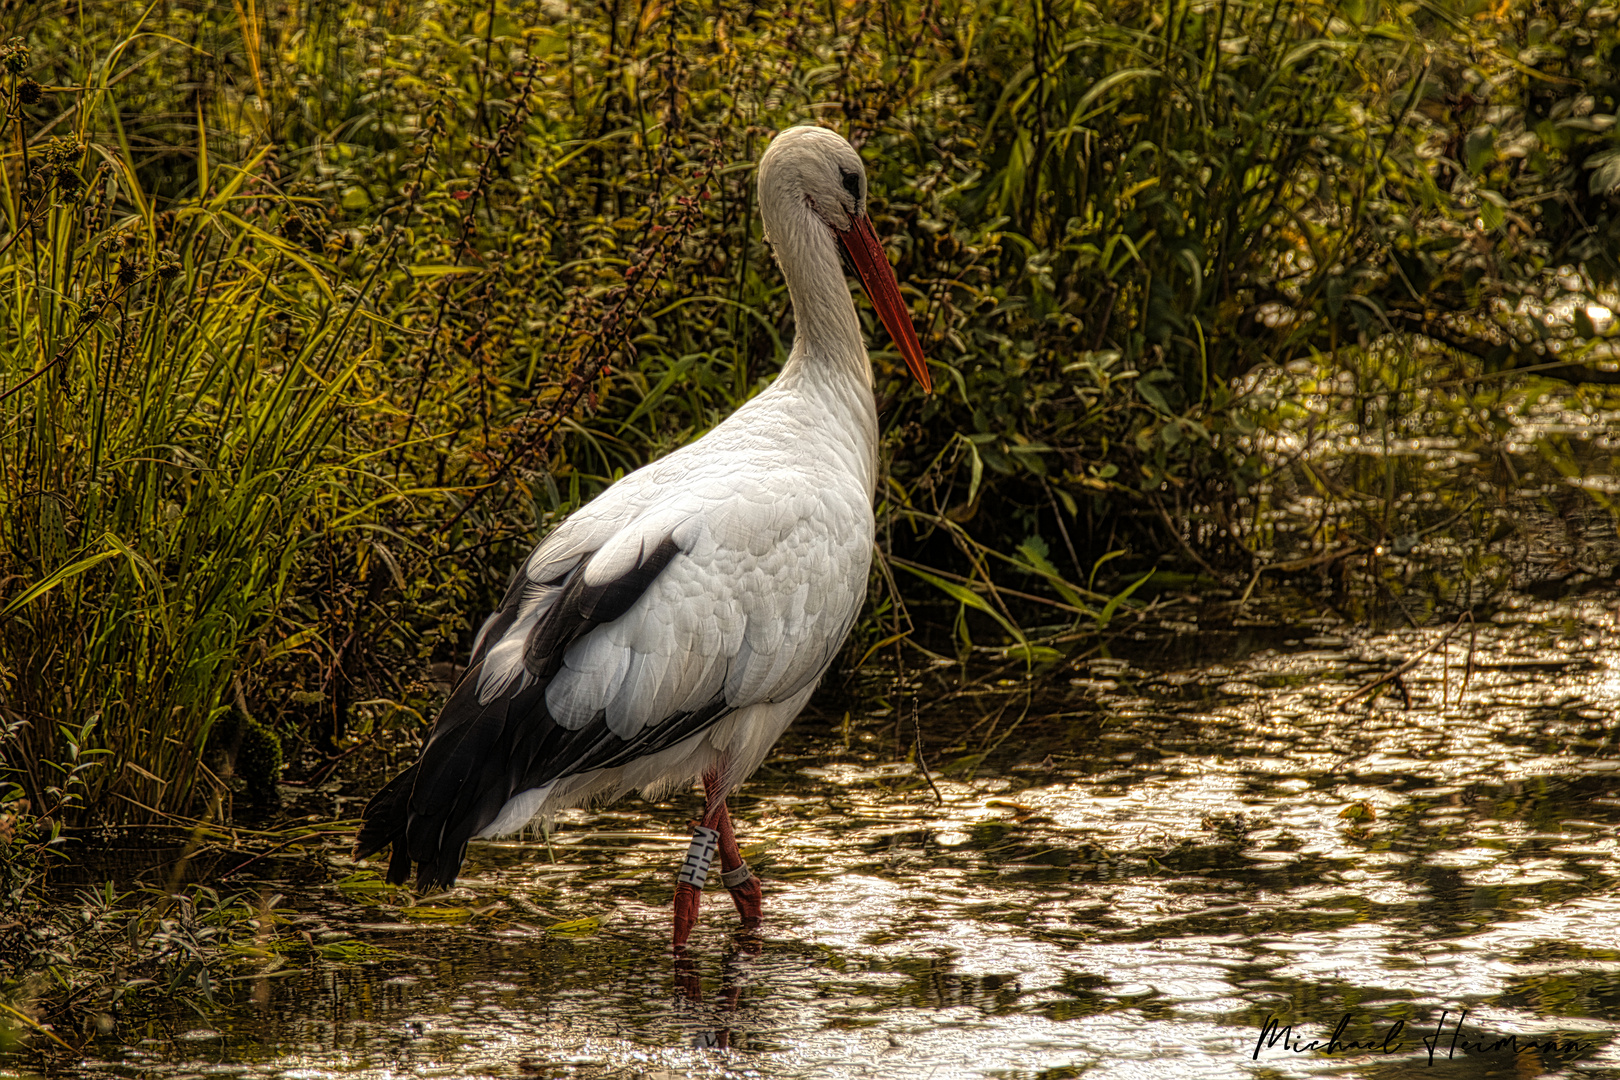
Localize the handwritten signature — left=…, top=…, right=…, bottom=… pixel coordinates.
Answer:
left=1253, top=1010, right=1597, bottom=1064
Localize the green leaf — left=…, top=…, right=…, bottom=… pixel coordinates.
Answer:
left=1015, top=538, right=1090, bottom=610
left=336, top=871, right=399, bottom=896
left=545, top=916, right=602, bottom=936
left=407, top=264, right=482, bottom=278
left=1088, top=549, right=1126, bottom=590
left=1097, top=569, right=1154, bottom=631
left=958, top=433, right=985, bottom=504
left=1, top=543, right=121, bottom=616
left=316, top=939, right=396, bottom=960
left=893, top=562, right=1027, bottom=648
left=1066, top=67, right=1160, bottom=124
left=1003, top=643, right=1062, bottom=663
left=1136, top=371, right=1174, bottom=414
left=400, top=906, right=472, bottom=922
left=1464, top=124, right=1496, bottom=174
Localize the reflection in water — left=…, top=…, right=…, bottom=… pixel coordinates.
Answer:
left=46, top=598, right=1620, bottom=1078
left=674, top=938, right=757, bottom=1049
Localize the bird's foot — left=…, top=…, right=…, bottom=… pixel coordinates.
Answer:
left=673, top=877, right=761, bottom=952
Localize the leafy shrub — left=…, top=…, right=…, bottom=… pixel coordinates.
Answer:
left=2, top=0, right=1616, bottom=818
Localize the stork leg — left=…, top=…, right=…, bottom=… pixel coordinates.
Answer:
left=673, top=874, right=702, bottom=950
left=673, top=772, right=763, bottom=950
left=713, top=800, right=763, bottom=930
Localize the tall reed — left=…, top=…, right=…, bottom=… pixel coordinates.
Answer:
left=0, top=39, right=376, bottom=819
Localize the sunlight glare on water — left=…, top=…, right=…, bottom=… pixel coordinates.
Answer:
left=52, top=599, right=1620, bottom=1079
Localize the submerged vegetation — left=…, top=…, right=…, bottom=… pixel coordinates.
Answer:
left=1, top=0, right=1619, bottom=1042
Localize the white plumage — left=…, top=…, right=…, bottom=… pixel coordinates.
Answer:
left=356, top=126, right=930, bottom=943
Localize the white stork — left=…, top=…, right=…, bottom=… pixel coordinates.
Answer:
left=355, top=125, right=931, bottom=949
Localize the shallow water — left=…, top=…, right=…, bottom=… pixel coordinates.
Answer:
left=34, top=597, right=1620, bottom=1079
left=12, top=599, right=1620, bottom=1080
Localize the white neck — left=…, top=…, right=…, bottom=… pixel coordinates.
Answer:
left=762, top=197, right=873, bottom=394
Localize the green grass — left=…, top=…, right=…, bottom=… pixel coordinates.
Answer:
left=0, top=0, right=1616, bottom=824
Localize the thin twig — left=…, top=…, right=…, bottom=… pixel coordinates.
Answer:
left=0, top=281, right=133, bottom=405
left=398, top=67, right=542, bottom=457
left=440, top=153, right=720, bottom=536
left=1150, top=495, right=1233, bottom=587
left=1239, top=544, right=1367, bottom=604
left=973, top=685, right=1036, bottom=781
left=1040, top=476, right=1083, bottom=581
left=912, top=698, right=943, bottom=806
left=296, top=734, right=380, bottom=789
left=1460, top=611, right=1476, bottom=699
left=1332, top=613, right=1472, bottom=709
left=216, top=830, right=352, bottom=880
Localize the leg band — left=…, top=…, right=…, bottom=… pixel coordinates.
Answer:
left=678, top=825, right=720, bottom=888
left=719, top=861, right=753, bottom=889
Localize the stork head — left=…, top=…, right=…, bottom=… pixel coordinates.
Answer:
left=757, top=126, right=931, bottom=393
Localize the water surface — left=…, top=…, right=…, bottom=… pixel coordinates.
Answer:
left=46, top=595, right=1620, bottom=1079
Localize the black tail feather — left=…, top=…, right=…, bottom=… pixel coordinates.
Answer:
left=388, top=836, right=413, bottom=885
left=354, top=762, right=418, bottom=884
left=351, top=533, right=732, bottom=894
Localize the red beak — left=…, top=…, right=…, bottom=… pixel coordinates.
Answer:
left=838, top=215, right=931, bottom=394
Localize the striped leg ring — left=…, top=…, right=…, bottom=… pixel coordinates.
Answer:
left=677, top=825, right=721, bottom=888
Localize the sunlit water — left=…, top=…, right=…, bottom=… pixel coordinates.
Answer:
left=32, top=595, right=1620, bottom=1080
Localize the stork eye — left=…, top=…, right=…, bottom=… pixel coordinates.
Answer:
left=840, top=169, right=862, bottom=202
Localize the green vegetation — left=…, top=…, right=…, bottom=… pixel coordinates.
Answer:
left=1, top=0, right=1617, bottom=830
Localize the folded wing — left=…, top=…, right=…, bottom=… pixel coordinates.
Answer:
left=355, top=473, right=870, bottom=889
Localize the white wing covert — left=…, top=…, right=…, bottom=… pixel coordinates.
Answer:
left=542, top=475, right=868, bottom=739
left=359, top=457, right=872, bottom=889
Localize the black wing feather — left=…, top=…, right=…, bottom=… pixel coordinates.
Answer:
left=355, top=532, right=735, bottom=891
left=523, top=535, right=680, bottom=677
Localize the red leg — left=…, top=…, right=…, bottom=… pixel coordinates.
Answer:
left=673, top=878, right=703, bottom=951
left=672, top=770, right=764, bottom=950
left=712, top=802, right=762, bottom=932
left=674, top=779, right=724, bottom=951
